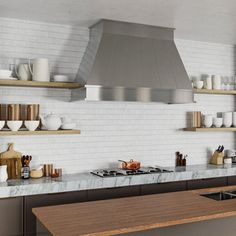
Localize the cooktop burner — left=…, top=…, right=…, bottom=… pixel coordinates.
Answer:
left=91, top=167, right=173, bottom=177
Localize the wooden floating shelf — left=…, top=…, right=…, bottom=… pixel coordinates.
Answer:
left=184, top=127, right=236, bottom=132
left=0, top=79, right=82, bottom=89
left=0, top=130, right=81, bottom=136
left=194, top=89, right=236, bottom=95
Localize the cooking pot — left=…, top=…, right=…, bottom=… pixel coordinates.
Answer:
left=118, top=159, right=141, bottom=170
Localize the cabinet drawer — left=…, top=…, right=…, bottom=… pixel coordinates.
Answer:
left=87, top=186, right=140, bottom=201
left=140, top=181, right=187, bottom=195
left=187, top=177, right=227, bottom=190
left=228, top=176, right=236, bottom=185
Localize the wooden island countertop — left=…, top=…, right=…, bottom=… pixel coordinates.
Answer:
left=33, top=185, right=236, bottom=236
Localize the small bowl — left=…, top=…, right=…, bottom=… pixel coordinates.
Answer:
left=24, top=120, right=40, bottom=131
left=0, top=120, right=5, bottom=130
left=7, top=121, right=23, bottom=131
left=30, top=169, right=44, bottom=178
left=61, top=123, right=76, bottom=130
left=53, top=75, right=69, bottom=82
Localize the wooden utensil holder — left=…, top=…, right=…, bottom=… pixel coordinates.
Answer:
left=210, top=151, right=224, bottom=165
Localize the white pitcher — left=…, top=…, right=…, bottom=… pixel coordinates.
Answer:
left=0, top=165, right=8, bottom=182
left=15, top=64, right=32, bottom=81
left=29, top=58, right=50, bottom=82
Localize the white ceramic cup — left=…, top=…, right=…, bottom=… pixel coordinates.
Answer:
left=193, top=80, right=204, bottom=89
left=233, top=112, right=236, bottom=127
left=0, top=165, right=8, bottom=182
left=15, top=64, right=32, bottom=81
left=29, top=58, right=50, bottom=82
left=204, top=75, right=212, bottom=90
left=222, top=112, right=232, bottom=127
left=212, top=75, right=221, bottom=90
left=212, top=117, right=223, bottom=128
left=203, top=115, right=213, bottom=128
left=0, top=120, right=5, bottom=130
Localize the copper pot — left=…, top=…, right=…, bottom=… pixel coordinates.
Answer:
left=118, top=159, right=141, bottom=170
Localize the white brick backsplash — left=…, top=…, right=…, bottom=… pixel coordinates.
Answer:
left=0, top=17, right=235, bottom=173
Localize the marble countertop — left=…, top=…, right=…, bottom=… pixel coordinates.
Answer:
left=1, top=164, right=236, bottom=198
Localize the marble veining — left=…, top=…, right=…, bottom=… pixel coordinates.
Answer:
left=1, top=164, right=236, bottom=198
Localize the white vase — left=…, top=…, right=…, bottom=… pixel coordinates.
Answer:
left=0, top=165, right=8, bottom=182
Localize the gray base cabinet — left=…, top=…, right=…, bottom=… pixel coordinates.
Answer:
left=0, top=197, right=23, bottom=236
left=24, top=191, right=87, bottom=236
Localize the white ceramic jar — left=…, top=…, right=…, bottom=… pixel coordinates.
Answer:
left=213, top=117, right=223, bottom=128
left=222, top=112, right=233, bottom=127
left=0, top=165, right=8, bottom=182
left=204, top=75, right=212, bottom=90
left=203, top=114, right=213, bottom=128
left=212, top=75, right=221, bottom=90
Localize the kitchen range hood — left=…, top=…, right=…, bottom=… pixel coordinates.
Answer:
left=73, top=20, right=193, bottom=103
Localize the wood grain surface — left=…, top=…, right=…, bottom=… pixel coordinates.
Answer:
left=194, top=89, right=236, bottom=95
left=0, top=130, right=81, bottom=136
left=184, top=127, right=236, bottom=132
left=0, top=79, right=81, bottom=89
left=33, top=185, right=236, bottom=236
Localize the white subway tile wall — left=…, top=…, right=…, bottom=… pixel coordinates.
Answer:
left=0, top=18, right=235, bottom=173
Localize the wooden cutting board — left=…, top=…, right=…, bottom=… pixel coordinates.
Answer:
left=0, top=143, right=22, bottom=179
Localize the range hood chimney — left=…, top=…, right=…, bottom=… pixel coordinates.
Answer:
left=73, top=20, right=193, bottom=103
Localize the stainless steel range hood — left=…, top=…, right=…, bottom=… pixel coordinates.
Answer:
left=72, top=20, right=193, bottom=103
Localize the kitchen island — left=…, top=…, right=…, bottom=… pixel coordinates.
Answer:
left=33, top=185, right=236, bottom=236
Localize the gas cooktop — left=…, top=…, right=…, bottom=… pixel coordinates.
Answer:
left=91, top=167, right=173, bottom=177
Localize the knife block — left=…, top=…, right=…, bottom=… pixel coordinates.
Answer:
left=210, top=151, right=224, bottom=165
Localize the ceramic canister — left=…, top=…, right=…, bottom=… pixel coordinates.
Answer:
left=222, top=112, right=232, bottom=127
left=29, top=58, right=50, bottom=82
left=0, top=165, right=8, bottom=182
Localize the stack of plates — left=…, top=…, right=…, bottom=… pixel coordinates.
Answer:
left=0, top=70, right=16, bottom=80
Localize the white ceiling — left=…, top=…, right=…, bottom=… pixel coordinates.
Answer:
left=1, top=0, right=236, bottom=44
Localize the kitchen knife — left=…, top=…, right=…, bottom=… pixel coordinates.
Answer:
left=216, top=145, right=221, bottom=152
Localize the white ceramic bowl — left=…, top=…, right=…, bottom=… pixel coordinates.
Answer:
left=7, top=121, right=23, bottom=131
left=213, top=117, right=223, bottom=128
left=24, top=120, right=40, bottom=131
left=53, top=75, right=69, bottom=82
left=194, top=80, right=204, bottom=89
left=0, top=120, right=5, bottom=130
left=0, top=70, right=12, bottom=78
left=61, top=123, right=76, bottom=130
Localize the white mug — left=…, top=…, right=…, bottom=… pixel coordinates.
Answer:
left=204, top=75, right=212, bottom=90
left=222, top=112, right=232, bottom=127
left=0, top=165, right=8, bottom=182
left=29, top=58, right=50, bottom=82
left=212, top=75, right=221, bottom=90
left=233, top=112, right=236, bottom=127
left=203, top=115, right=213, bottom=128
left=15, top=64, right=32, bottom=81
